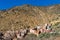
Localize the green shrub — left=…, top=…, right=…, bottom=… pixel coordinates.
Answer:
left=24, top=34, right=37, bottom=40
left=24, top=33, right=60, bottom=40
left=38, top=32, right=60, bottom=39
left=38, top=33, right=51, bottom=38
left=50, top=32, right=60, bottom=37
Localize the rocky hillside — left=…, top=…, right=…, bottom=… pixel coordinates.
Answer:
left=0, top=4, right=60, bottom=31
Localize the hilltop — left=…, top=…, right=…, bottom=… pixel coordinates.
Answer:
left=0, top=4, right=60, bottom=31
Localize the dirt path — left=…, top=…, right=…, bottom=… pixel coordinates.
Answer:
left=55, top=37, right=60, bottom=40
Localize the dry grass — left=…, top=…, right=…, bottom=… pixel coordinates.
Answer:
left=0, top=4, right=60, bottom=31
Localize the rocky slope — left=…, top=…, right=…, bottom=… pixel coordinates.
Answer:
left=0, top=4, right=60, bottom=31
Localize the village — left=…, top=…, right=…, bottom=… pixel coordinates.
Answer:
left=0, top=23, right=55, bottom=40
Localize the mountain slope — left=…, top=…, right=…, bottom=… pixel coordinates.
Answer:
left=0, top=4, right=60, bottom=31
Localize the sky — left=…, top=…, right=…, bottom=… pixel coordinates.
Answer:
left=0, top=0, right=60, bottom=10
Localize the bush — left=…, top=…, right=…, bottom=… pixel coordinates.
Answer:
left=38, top=32, right=60, bottom=39
left=24, top=32, right=60, bottom=40
left=50, top=32, right=60, bottom=37
left=24, top=34, right=37, bottom=40
left=38, top=33, right=51, bottom=38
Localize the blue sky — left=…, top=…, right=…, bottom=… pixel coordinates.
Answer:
left=0, top=0, right=60, bottom=10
